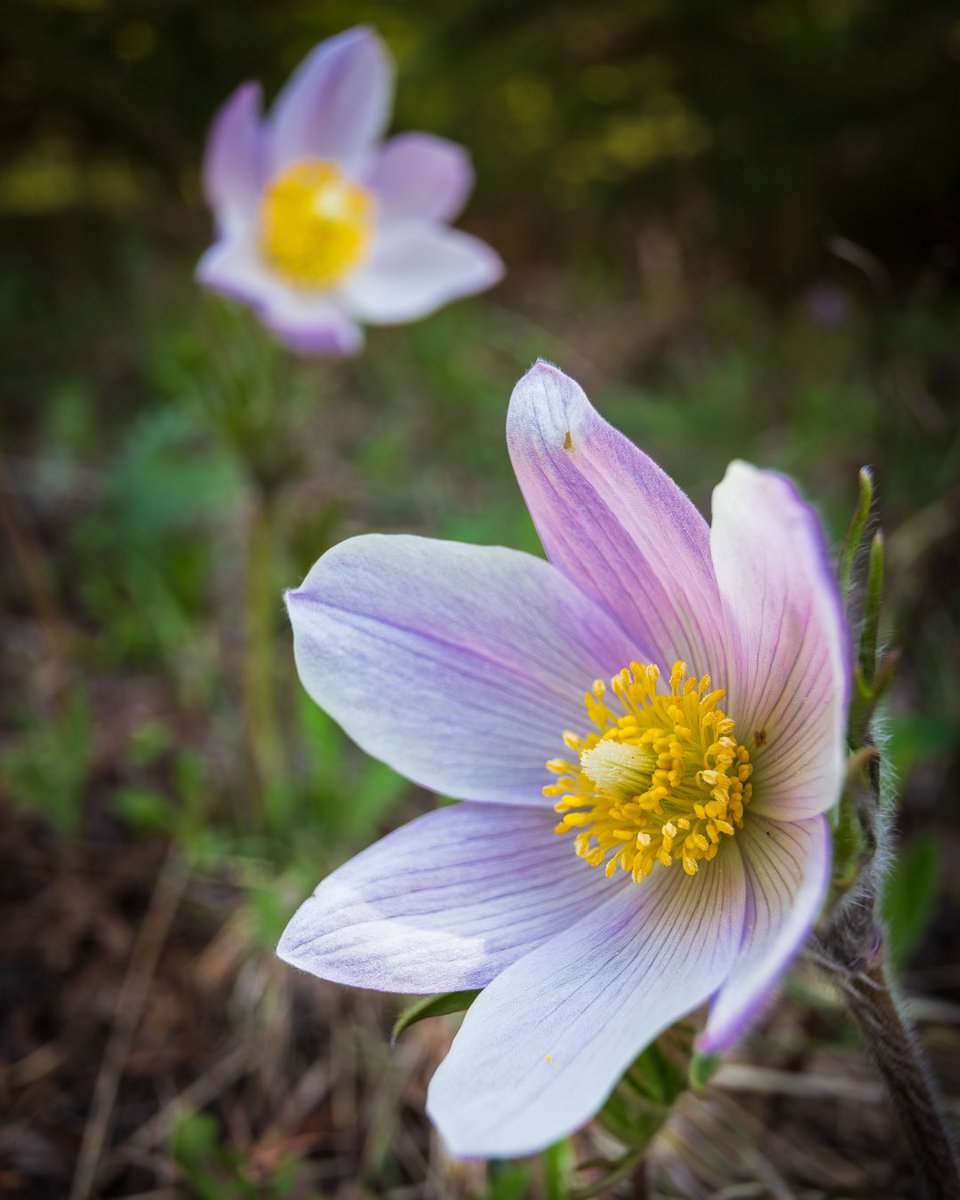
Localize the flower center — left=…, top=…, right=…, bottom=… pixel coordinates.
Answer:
left=260, top=160, right=373, bottom=288
left=545, top=660, right=753, bottom=882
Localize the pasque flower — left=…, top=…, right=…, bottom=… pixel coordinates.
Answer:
left=278, top=362, right=849, bottom=1157
left=197, top=27, right=503, bottom=354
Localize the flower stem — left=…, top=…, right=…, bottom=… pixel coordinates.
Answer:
left=818, top=947, right=960, bottom=1199
left=815, top=742, right=959, bottom=1197
left=243, top=485, right=280, bottom=818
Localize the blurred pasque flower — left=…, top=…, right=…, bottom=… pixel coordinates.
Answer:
left=197, top=27, right=503, bottom=354
left=278, top=362, right=848, bottom=1157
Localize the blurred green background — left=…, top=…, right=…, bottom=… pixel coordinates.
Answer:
left=1, top=1, right=959, bottom=1197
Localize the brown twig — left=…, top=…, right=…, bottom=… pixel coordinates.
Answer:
left=68, top=850, right=188, bottom=1200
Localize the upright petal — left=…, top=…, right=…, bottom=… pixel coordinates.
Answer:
left=340, top=221, right=503, bottom=324
left=507, top=362, right=731, bottom=680
left=286, top=535, right=638, bottom=806
left=427, top=845, right=746, bottom=1158
left=202, top=82, right=264, bottom=236
left=268, top=27, right=393, bottom=175
left=700, top=814, right=830, bottom=1052
left=366, top=133, right=474, bottom=222
left=278, top=804, right=616, bottom=993
left=710, top=463, right=849, bottom=820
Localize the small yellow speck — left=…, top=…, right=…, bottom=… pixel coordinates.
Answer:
left=562, top=430, right=574, bottom=451
left=545, top=1054, right=553, bottom=1063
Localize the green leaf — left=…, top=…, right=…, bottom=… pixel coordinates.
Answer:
left=839, top=465, right=874, bottom=606
left=622, top=1041, right=686, bottom=1106
left=689, top=1051, right=721, bottom=1091
left=882, top=834, right=943, bottom=968
left=542, top=1139, right=574, bottom=1200
left=859, top=530, right=884, bottom=685
left=830, top=784, right=866, bottom=882
left=484, top=1163, right=533, bottom=1200
left=391, top=990, right=480, bottom=1044
left=570, top=1145, right=646, bottom=1200
left=113, top=786, right=174, bottom=835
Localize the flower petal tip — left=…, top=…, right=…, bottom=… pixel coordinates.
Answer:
left=275, top=891, right=322, bottom=972
left=512, top=358, right=585, bottom=398
left=519, top=358, right=570, bottom=388
left=696, top=998, right=764, bottom=1057
left=508, top=360, right=592, bottom=454
left=283, top=586, right=307, bottom=616
left=479, top=244, right=506, bottom=286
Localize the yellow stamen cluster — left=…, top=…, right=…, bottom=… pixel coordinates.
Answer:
left=546, top=660, right=753, bottom=882
left=260, top=160, right=373, bottom=288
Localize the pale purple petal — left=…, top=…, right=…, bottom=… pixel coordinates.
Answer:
left=340, top=221, right=503, bottom=324
left=507, top=362, right=733, bottom=683
left=195, top=238, right=363, bottom=356
left=268, top=27, right=393, bottom=175
left=286, top=534, right=638, bottom=807
left=700, top=814, right=830, bottom=1053
left=427, top=846, right=746, bottom=1158
left=278, top=804, right=617, bottom=993
left=258, top=288, right=364, bottom=356
left=202, top=82, right=264, bottom=237
left=710, top=462, right=849, bottom=820
left=196, top=236, right=281, bottom=308
left=365, top=133, right=474, bottom=222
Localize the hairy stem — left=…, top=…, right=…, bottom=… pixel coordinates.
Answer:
left=815, top=740, right=959, bottom=1197
left=818, top=948, right=960, bottom=1199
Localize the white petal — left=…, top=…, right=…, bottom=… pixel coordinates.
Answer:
left=278, top=804, right=616, bottom=993
left=427, top=847, right=746, bottom=1158
left=286, top=534, right=638, bottom=806
left=701, top=814, right=830, bottom=1052
left=340, top=221, right=503, bottom=324
left=710, top=462, right=849, bottom=820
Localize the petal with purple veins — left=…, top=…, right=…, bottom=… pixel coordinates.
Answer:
left=286, top=534, right=638, bottom=807
left=427, top=843, right=746, bottom=1158
left=340, top=221, right=503, bottom=324
left=710, top=462, right=849, bottom=821
left=700, top=814, right=830, bottom=1052
left=278, top=803, right=618, bottom=994
left=365, top=133, right=474, bottom=222
left=507, top=362, right=732, bottom=681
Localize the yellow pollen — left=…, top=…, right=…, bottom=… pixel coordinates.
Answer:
left=260, top=160, right=373, bottom=288
left=547, top=660, right=753, bottom=883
